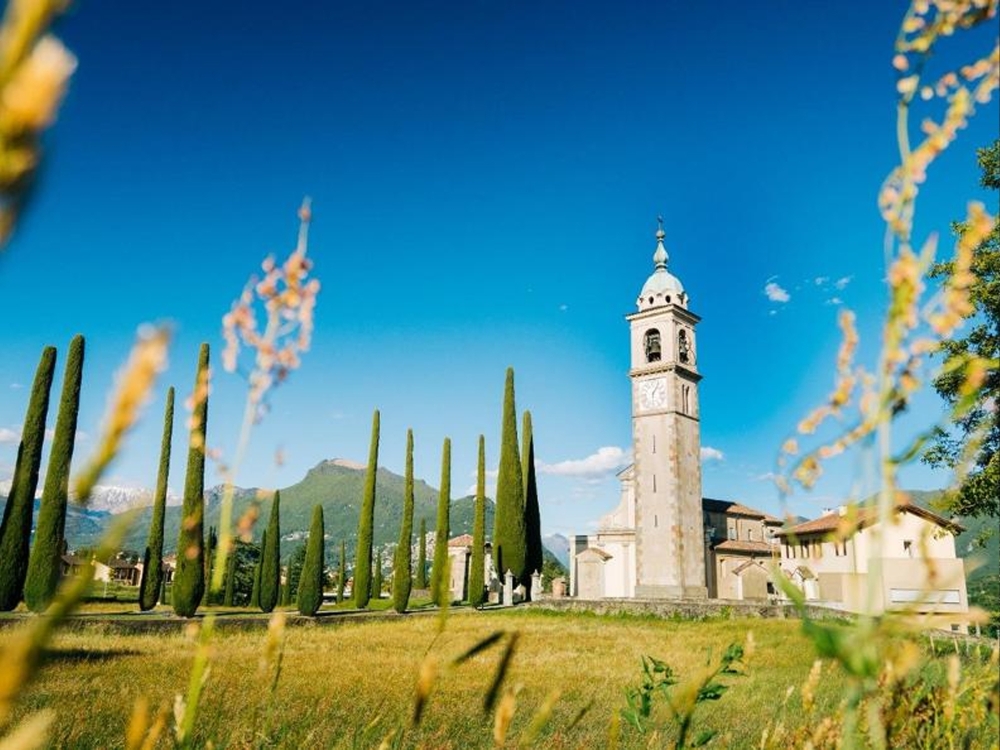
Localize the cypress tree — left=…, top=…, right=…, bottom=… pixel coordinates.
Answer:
left=373, top=550, right=383, bottom=599
left=298, top=505, right=325, bottom=615
left=392, top=429, right=415, bottom=613
left=354, top=409, right=380, bottom=609
left=492, top=367, right=526, bottom=599
left=416, top=518, right=427, bottom=589
left=337, top=540, right=346, bottom=603
left=430, top=437, right=451, bottom=605
left=468, top=435, right=487, bottom=607
left=251, top=531, right=264, bottom=609
left=259, top=491, right=281, bottom=612
left=280, top=565, right=292, bottom=607
left=26, top=335, right=85, bottom=612
left=202, top=526, right=218, bottom=605
left=172, top=343, right=209, bottom=617
left=522, top=411, right=543, bottom=600
left=0, top=346, right=56, bottom=611
left=223, top=542, right=237, bottom=606
left=138, top=387, right=174, bottom=611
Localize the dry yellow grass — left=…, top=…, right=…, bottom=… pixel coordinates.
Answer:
left=5, top=608, right=855, bottom=749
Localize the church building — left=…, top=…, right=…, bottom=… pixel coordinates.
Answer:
left=568, top=225, right=971, bottom=627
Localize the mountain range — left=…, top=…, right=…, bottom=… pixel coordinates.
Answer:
left=0, top=459, right=568, bottom=570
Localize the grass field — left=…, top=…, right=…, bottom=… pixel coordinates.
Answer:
left=3, top=606, right=995, bottom=749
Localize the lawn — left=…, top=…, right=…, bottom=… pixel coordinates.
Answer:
left=2, top=606, right=993, bottom=748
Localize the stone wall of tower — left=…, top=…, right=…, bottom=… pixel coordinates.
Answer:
left=628, top=310, right=707, bottom=598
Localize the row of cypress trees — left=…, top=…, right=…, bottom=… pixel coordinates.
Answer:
left=493, top=367, right=543, bottom=598
left=352, top=366, right=541, bottom=613
left=0, top=336, right=85, bottom=613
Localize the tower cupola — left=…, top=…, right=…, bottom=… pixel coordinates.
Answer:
left=637, top=218, right=687, bottom=311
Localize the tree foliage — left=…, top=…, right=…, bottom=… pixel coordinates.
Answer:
left=297, top=505, right=325, bottom=616
left=468, top=434, right=487, bottom=606
left=259, top=491, right=281, bottom=612
left=250, top=530, right=264, bottom=610
left=26, top=335, right=85, bottom=612
left=337, top=540, right=346, bottom=603
left=172, top=343, right=209, bottom=617
left=0, top=346, right=56, bottom=611
left=521, top=410, right=543, bottom=600
left=354, top=409, right=380, bottom=608
left=392, top=429, right=415, bottom=613
left=139, top=386, right=173, bottom=611
left=430, top=437, right=451, bottom=605
left=416, top=518, right=427, bottom=590
left=492, top=367, right=526, bottom=596
left=925, top=139, right=1000, bottom=517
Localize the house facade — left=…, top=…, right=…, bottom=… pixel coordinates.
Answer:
left=777, top=502, right=969, bottom=629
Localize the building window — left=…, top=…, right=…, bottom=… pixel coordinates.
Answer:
left=682, top=385, right=691, bottom=414
left=903, top=540, right=914, bottom=557
left=644, top=329, right=662, bottom=363
left=728, top=526, right=736, bottom=540
left=652, top=434, right=656, bottom=454
left=652, top=474, right=657, bottom=492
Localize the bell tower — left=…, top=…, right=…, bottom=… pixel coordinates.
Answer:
left=628, top=219, right=707, bottom=598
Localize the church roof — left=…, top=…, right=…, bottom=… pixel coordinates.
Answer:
left=712, top=540, right=778, bottom=555
left=636, top=219, right=686, bottom=312
left=702, top=498, right=767, bottom=519
left=448, top=534, right=475, bottom=548
left=777, top=498, right=963, bottom=538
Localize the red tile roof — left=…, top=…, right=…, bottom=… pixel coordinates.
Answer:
left=777, top=499, right=963, bottom=538
left=448, top=534, right=474, bottom=548
left=712, top=540, right=778, bottom=555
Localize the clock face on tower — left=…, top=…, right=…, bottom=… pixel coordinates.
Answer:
left=638, top=377, right=667, bottom=411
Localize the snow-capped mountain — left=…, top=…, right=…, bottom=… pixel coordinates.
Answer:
left=78, top=485, right=181, bottom=514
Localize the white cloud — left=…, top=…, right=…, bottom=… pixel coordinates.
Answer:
left=764, top=281, right=790, bottom=303
left=754, top=472, right=778, bottom=482
left=0, top=427, right=20, bottom=444
left=825, top=296, right=843, bottom=306
left=538, top=446, right=631, bottom=479
left=814, top=276, right=829, bottom=286
left=700, top=446, right=724, bottom=462
left=834, top=276, right=853, bottom=290
left=9, top=383, right=22, bottom=390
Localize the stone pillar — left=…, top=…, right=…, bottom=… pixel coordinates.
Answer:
left=531, top=570, right=542, bottom=600
left=503, top=569, right=514, bottom=605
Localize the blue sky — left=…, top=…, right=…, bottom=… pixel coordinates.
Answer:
left=0, top=1, right=997, bottom=536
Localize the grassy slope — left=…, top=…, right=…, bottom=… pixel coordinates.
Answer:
left=11, top=611, right=854, bottom=749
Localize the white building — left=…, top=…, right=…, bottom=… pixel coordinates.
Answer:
left=777, top=500, right=970, bottom=629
